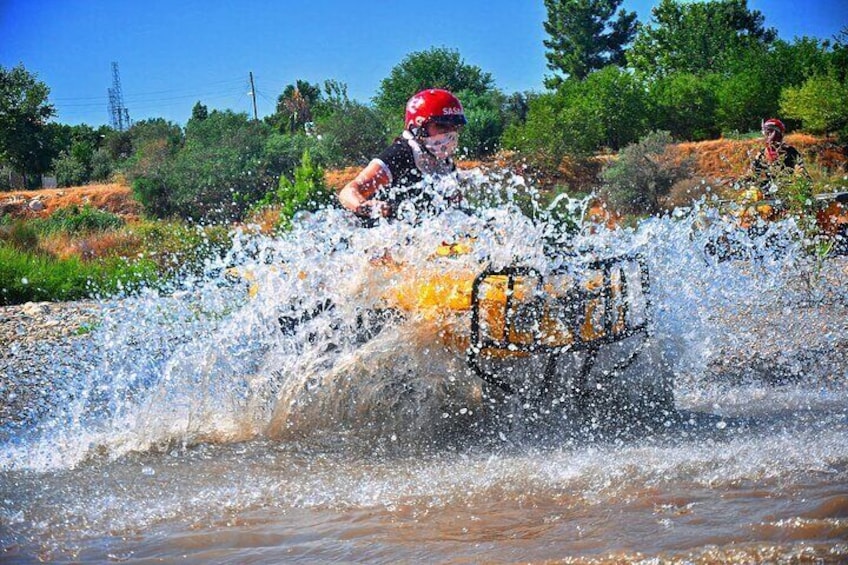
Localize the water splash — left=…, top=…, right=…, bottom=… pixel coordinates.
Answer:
left=2, top=170, right=846, bottom=473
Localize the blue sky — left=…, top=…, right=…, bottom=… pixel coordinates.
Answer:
left=1, top=0, right=846, bottom=127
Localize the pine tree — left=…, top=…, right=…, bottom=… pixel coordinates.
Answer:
left=542, top=0, right=637, bottom=87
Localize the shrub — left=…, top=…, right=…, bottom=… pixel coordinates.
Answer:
left=53, top=150, right=89, bottom=187
left=780, top=72, right=848, bottom=138
left=503, top=68, right=649, bottom=172
left=601, top=130, right=693, bottom=215
left=456, top=89, right=505, bottom=159
left=255, top=150, right=334, bottom=230
left=132, top=177, right=171, bottom=218
left=164, top=110, right=273, bottom=222
left=132, top=220, right=232, bottom=279
left=314, top=102, right=388, bottom=166
left=648, top=72, right=720, bottom=141
left=0, top=220, right=40, bottom=252
left=34, top=205, right=125, bottom=235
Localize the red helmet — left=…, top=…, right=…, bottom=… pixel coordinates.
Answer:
left=762, top=118, right=785, bottom=134
left=405, top=89, right=467, bottom=131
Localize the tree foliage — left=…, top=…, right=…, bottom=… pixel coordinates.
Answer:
left=648, top=72, right=720, bottom=140
left=0, top=64, right=56, bottom=186
left=266, top=80, right=322, bottom=134
left=629, top=0, right=776, bottom=79
left=502, top=90, right=601, bottom=172
left=167, top=110, right=272, bottom=221
left=503, top=66, right=648, bottom=170
left=191, top=101, right=208, bottom=122
left=314, top=98, right=388, bottom=166
left=373, top=47, right=494, bottom=119
left=542, top=0, right=637, bottom=86
left=780, top=72, right=848, bottom=137
left=257, top=150, right=334, bottom=230
left=47, top=123, right=113, bottom=186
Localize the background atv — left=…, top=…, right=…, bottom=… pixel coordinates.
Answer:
left=702, top=187, right=848, bottom=262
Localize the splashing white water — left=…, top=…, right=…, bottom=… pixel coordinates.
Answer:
left=2, top=170, right=846, bottom=473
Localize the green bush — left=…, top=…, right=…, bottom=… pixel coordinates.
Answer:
left=132, top=221, right=232, bottom=279
left=132, top=177, right=171, bottom=218
left=262, top=132, right=329, bottom=177
left=53, top=150, right=89, bottom=187
left=503, top=68, right=649, bottom=171
left=502, top=91, right=602, bottom=174
left=601, top=130, right=693, bottom=215
left=32, top=205, right=125, bottom=235
left=648, top=72, right=720, bottom=140
left=256, top=150, right=334, bottom=231
left=0, top=220, right=40, bottom=252
left=456, top=89, right=506, bottom=158
left=163, top=110, right=273, bottom=222
left=314, top=102, right=388, bottom=166
left=780, top=72, right=848, bottom=138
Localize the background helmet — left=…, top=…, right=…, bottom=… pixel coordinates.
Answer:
left=405, top=89, right=467, bottom=131
left=762, top=118, right=785, bottom=134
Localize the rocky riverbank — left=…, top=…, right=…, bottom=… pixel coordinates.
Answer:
left=0, top=300, right=103, bottom=347
left=0, top=300, right=105, bottom=429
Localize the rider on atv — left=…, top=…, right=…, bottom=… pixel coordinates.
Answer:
left=733, top=118, right=811, bottom=230
left=338, top=89, right=467, bottom=225
left=748, top=118, right=809, bottom=189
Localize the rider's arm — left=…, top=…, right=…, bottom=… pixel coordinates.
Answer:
left=338, top=160, right=392, bottom=217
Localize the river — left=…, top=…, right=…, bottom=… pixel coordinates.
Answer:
left=2, top=178, right=847, bottom=563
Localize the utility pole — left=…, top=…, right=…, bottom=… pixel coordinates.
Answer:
left=249, top=72, right=258, bottom=122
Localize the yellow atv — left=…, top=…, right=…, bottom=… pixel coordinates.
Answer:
left=237, top=238, right=670, bottom=414
left=348, top=242, right=666, bottom=412
left=703, top=188, right=848, bottom=261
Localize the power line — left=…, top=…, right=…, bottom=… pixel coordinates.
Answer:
left=52, top=77, right=247, bottom=102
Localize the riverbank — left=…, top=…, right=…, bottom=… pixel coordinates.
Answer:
left=0, top=300, right=104, bottom=428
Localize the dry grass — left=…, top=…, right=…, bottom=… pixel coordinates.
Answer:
left=38, top=230, right=144, bottom=261
left=671, top=134, right=845, bottom=182
left=1, top=183, right=141, bottom=220
left=324, top=167, right=360, bottom=191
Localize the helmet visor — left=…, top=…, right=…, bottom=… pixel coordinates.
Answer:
left=430, top=113, right=467, bottom=127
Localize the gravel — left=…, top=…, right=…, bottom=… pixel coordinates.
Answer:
left=1, top=301, right=104, bottom=430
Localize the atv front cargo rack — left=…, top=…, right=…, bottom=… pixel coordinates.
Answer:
left=466, top=254, right=651, bottom=396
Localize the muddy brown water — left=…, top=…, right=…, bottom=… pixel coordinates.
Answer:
left=2, top=207, right=847, bottom=563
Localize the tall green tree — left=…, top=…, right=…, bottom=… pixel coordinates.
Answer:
left=0, top=64, right=56, bottom=187
left=373, top=47, right=494, bottom=120
left=542, top=0, right=637, bottom=87
left=629, top=0, right=776, bottom=79
left=266, top=80, right=322, bottom=134
left=780, top=72, right=848, bottom=137
left=191, top=101, right=209, bottom=122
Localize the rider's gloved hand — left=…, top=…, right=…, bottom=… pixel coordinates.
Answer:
left=356, top=200, right=391, bottom=219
